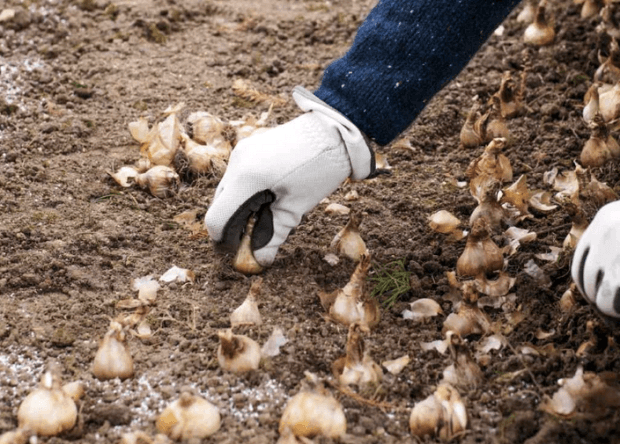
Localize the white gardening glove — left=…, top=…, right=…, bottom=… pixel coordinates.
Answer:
left=205, top=86, right=375, bottom=266
left=572, top=200, right=620, bottom=318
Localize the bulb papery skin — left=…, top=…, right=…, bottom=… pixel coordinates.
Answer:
left=279, top=392, right=346, bottom=439
left=92, top=326, right=134, bottom=381
left=17, top=371, right=77, bottom=436
left=456, top=218, right=503, bottom=278
left=140, top=112, right=182, bottom=167
left=599, top=83, right=620, bottom=122
left=232, top=216, right=263, bottom=275
left=583, top=85, right=599, bottom=124
left=156, top=392, right=221, bottom=441
left=217, top=329, right=261, bottom=373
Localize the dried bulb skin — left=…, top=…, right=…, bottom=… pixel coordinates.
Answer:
left=156, top=392, right=221, bottom=441
left=232, top=216, right=263, bottom=275
left=330, top=211, right=368, bottom=262
left=524, top=2, right=555, bottom=46
left=230, top=278, right=263, bottom=327
left=92, top=323, right=134, bottom=380
left=140, top=112, right=182, bottom=167
left=428, top=210, right=462, bottom=234
left=217, top=329, right=261, bottom=373
left=456, top=218, right=503, bottom=278
left=17, top=370, right=78, bottom=436
left=279, top=391, right=346, bottom=439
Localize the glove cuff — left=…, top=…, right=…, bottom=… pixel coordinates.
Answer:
left=293, top=86, right=375, bottom=180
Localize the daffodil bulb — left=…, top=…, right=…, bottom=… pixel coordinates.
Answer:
left=179, top=132, right=229, bottom=177
left=496, top=71, right=521, bottom=119
left=232, top=216, right=263, bottom=275
left=595, top=40, right=620, bottom=85
left=441, top=331, right=483, bottom=389
left=459, top=102, right=487, bottom=148
left=409, top=383, right=467, bottom=440
left=330, top=210, right=368, bottom=262
left=469, top=177, right=505, bottom=231
left=580, top=0, right=602, bottom=19
left=93, top=321, right=134, bottom=380
left=217, top=329, right=261, bottom=373
left=581, top=114, right=620, bottom=167
left=135, top=165, right=179, bottom=198
left=598, top=81, right=620, bottom=122
left=230, top=277, right=263, bottom=327
left=318, top=254, right=380, bottom=330
left=332, top=324, right=382, bottom=387
left=156, top=392, right=221, bottom=441
left=279, top=375, right=346, bottom=439
left=17, top=369, right=77, bottom=436
left=523, top=2, right=555, bottom=46
left=443, top=283, right=493, bottom=337
left=187, top=111, right=226, bottom=145
left=456, top=218, right=503, bottom=278
left=486, top=96, right=510, bottom=142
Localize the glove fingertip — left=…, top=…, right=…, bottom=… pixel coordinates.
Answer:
left=253, top=245, right=278, bottom=267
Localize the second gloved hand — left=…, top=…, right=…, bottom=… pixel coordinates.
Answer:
left=205, top=87, right=374, bottom=267
left=572, top=200, right=620, bottom=319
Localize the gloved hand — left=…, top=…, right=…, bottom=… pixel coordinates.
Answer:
left=205, top=86, right=375, bottom=266
left=572, top=200, right=620, bottom=318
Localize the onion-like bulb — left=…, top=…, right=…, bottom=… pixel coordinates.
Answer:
left=459, top=102, right=487, bottom=148
left=17, top=369, right=77, bottom=436
left=517, top=0, right=536, bottom=23
left=92, top=321, right=134, bottom=380
left=156, top=392, right=221, bottom=440
left=230, top=277, right=262, bottom=327
left=496, top=71, right=521, bottom=119
left=409, top=383, right=467, bottom=440
left=332, top=323, right=382, bottom=387
left=456, top=218, right=503, bottom=278
left=469, top=178, right=505, bottom=231
left=135, top=165, right=179, bottom=198
left=466, top=138, right=512, bottom=185
left=279, top=374, right=346, bottom=439
left=217, top=329, right=261, bottom=373
left=232, top=215, right=263, bottom=275
left=580, top=114, right=620, bottom=167
left=523, top=1, right=555, bottom=46
left=599, top=80, right=620, bottom=122
left=318, top=254, right=380, bottom=330
left=330, top=210, right=368, bottom=262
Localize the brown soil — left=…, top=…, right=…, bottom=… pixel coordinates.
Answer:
left=2, top=0, right=620, bottom=443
